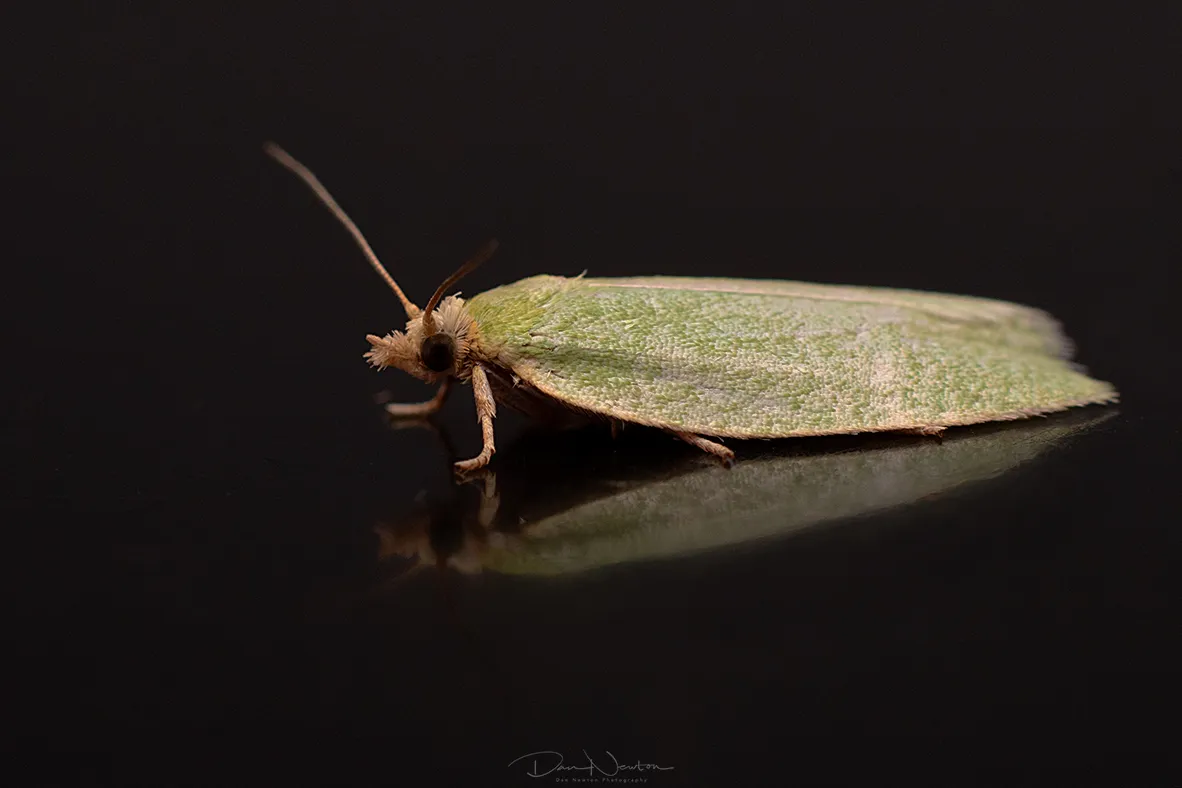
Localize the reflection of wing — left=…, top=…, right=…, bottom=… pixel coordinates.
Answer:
left=482, top=412, right=1116, bottom=576
left=468, top=276, right=1116, bottom=438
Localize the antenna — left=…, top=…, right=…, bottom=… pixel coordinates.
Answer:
left=264, top=142, right=420, bottom=318
left=421, top=239, right=499, bottom=334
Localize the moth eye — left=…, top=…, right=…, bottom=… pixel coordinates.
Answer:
left=419, top=333, right=456, bottom=373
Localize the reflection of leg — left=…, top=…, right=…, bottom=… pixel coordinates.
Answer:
left=477, top=472, right=499, bottom=529
left=455, top=365, right=497, bottom=474
left=899, top=425, right=946, bottom=442
left=674, top=431, right=735, bottom=467
left=384, top=378, right=452, bottom=417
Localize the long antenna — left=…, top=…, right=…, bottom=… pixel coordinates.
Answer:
left=421, top=239, right=499, bottom=334
left=264, top=142, right=420, bottom=319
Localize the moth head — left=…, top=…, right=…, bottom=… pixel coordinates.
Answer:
left=364, top=294, right=478, bottom=381
left=263, top=142, right=496, bottom=381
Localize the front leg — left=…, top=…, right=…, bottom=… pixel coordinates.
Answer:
left=384, top=377, right=452, bottom=418
left=455, top=365, right=497, bottom=475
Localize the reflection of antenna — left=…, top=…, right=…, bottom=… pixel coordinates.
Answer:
left=371, top=403, right=517, bottom=706
left=434, top=565, right=517, bottom=712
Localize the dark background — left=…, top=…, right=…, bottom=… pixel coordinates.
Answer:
left=5, top=4, right=1180, bottom=785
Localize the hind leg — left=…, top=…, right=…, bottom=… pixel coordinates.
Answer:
left=673, top=431, right=735, bottom=467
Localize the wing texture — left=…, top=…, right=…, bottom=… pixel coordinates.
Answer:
left=466, top=275, right=1117, bottom=437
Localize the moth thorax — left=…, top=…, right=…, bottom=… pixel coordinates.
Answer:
left=420, top=333, right=457, bottom=373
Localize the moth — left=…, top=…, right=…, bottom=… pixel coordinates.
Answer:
left=265, top=144, right=1119, bottom=475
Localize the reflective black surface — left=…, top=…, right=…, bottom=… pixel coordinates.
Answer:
left=7, top=4, right=1179, bottom=784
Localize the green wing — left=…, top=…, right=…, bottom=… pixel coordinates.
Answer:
left=466, top=276, right=1117, bottom=437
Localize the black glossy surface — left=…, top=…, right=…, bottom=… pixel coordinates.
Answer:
left=7, top=4, right=1179, bottom=784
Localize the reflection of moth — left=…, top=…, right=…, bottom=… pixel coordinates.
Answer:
left=267, top=144, right=1118, bottom=477
left=375, top=474, right=517, bottom=576
left=372, top=412, right=1116, bottom=579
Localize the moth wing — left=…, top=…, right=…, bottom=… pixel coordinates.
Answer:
left=588, top=276, right=1075, bottom=358
left=467, top=276, right=1116, bottom=438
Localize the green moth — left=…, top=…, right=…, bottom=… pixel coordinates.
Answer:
left=266, top=144, right=1119, bottom=474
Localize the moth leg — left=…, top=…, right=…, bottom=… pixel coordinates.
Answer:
left=674, top=431, right=736, bottom=468
left=454, top=365, right=497, bottom=475
left=610, top=420, right=625, bottom=440
left=384, top=377, right=452, bottom=418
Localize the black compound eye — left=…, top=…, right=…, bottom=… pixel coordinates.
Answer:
left=419, top=333, right=456, bottom=373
